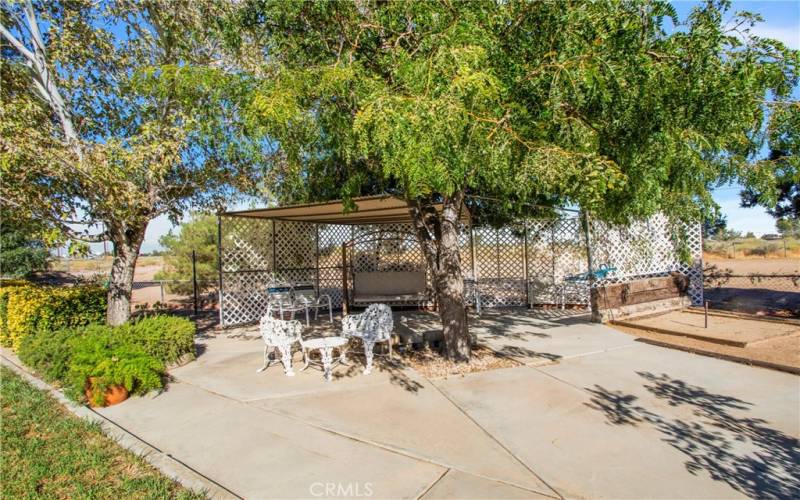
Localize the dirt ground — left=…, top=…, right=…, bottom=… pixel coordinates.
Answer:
left=611, top=312, right=800, bottom=371
left=618, top=310, right=799, bottom=346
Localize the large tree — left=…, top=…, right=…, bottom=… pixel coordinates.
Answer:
left=1, top=0, right=265, bottom=324
left=222, top=0, right=797, bottom=360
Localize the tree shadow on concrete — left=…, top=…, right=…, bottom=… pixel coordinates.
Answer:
left=327, top=351, right=424, bottom=393
left=494, top=345, right=562, bottom=363
left=585, top=372, right=800, bottom=499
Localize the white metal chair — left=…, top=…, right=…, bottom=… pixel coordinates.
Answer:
left=341, top=303, right=394, bottom=374
left=257, top=314, right=303, bottom=376
left=292, top=282, right=333, bottom=326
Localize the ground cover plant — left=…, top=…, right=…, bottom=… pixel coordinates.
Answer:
left=0, top=366, right=204, bottom=499
left=17, top=315, right=195, bottom=406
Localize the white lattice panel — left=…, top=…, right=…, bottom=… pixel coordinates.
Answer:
left=472, top=225, right=526, bottom=307
left=590, top=214, right=703, bottom=305
left=218, top=212, right=703, bottom=326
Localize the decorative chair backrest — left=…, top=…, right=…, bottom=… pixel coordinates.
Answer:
left=259, top=315, right=303, bottom=346
left=292, top=282, right=317, bottom=305
left=343, top=303, right=393, bottom=342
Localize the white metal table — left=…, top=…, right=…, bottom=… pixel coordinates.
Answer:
left=301, top=336, right=349, bottom=381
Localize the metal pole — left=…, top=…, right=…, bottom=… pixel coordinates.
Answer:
left=217, top=215, right=224, bottom=326
left=160, top=281, right=165, bottom=304
left=731, top=242, right=736, bottom=258
left=192, top=249, right=198, bottom=316
left=315, top=224, right=321, bottom=295
left=523, top=221, right=530, bottom=308
left=784, top=237, right=788, bottom=257
left=704, top=300, right=709, bottom=328
left=341, top=242, right=348, bottom=315
left=581, top=210, right=597, bottom=320
left=271, top=220, right=277, bottom=276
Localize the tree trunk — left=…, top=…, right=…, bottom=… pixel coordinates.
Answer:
left=408, top=192, right=471, bottom=361
left=106, top=224, right=146, bottom=326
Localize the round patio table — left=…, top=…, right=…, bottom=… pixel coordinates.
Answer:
left=301, top=336, right=349, bottom=381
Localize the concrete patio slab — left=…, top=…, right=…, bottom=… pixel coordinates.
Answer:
left=98, top=381, right=445, bottom=499
left=471, top=310, right=638, bottom=365
left=434, top=365, right=752, bottom=499
left=173, top=334, right=423, bottom=401
left=253, top=376, right=556, bottom=496
left=539, top=341, right=800, bottom=437
left=423, top=470, right=547, bottom=499
left=88, top=308, right=798, bottom=499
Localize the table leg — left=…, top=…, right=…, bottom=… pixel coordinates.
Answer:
left=320, top=346, right=334, bottom=381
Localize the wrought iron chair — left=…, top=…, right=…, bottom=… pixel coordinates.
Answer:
left=341, top=303, right=394, bottom=374
left=257, top=314, right=303, bottom=376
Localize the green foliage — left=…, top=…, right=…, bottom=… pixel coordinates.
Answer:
left=776, top=218, right=800, bottom=237
left=0, top=283, right=106, bottom=350
left=67, top=330, right=164, bottom=406
left=0, top=223, right=50, bottom=278
left=117, top=315, right=196, bottom=366
left=0, top=367, right=205, bottom=499
left=228, top=0, right=798, bottom=224
left=154, top=214, right=218, bottom=294
left=16, top=314, right=194, bottom=405
left=18, top=326, right=86, bottom=384
left=741, top=102, right=800, bottom=219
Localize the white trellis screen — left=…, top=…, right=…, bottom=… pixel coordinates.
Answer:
left=218, top=214, right=703, bottom=326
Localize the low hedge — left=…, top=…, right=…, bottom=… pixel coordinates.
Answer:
left=116, top=315, right=196, bottom=366
left=17, top=314, right=195, bottom=406
left=0, top=282, right=106, bottom=350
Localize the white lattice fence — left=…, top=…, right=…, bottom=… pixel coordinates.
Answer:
left=590, top=214, right=703, bottom=305
left=218, top=213, right=703, bottom=326
left=472, top=225, right=527, bottom=307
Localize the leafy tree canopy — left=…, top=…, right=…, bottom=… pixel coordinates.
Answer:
left=1, top=0, right=268, bottom=323
left=225, top=0, right=798, bottom=223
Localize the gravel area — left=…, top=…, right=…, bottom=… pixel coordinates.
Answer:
left=397, top=345, right=520, bottom=379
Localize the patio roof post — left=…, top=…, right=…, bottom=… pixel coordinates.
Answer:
left=341, top=242, right=348, bottom=315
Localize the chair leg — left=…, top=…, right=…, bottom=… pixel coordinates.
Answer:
left=363, top=339, right=375, bottom=375
left=304, top=307, right=310, bottom=327
left=301, top=347, right=310, bottom=371
left=277, top=345, right=295, bottom=376
left=256, top=345, right=270, bottom=373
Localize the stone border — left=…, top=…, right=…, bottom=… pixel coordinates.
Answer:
left=0, top=348, right=239, bottom=500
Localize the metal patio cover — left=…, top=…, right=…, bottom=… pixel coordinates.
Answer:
left=221, top=194, right=470, bottom=225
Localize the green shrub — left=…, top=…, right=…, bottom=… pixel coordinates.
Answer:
left=0, top=283, right=106, bottom=350
left=67, top=329, right=164, bottom=406
left=117, top=315, right=196, bottom=366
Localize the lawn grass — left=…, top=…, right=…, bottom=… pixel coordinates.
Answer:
left=0, top=366, right=204, bottom=499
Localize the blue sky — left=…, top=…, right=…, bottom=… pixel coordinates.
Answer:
left=125, top=1, right=799, bottom=253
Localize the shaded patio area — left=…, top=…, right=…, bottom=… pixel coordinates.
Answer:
left=92, top=308, right=800, bottom=498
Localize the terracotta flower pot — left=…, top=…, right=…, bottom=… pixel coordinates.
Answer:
left=85, top=377, right=129, bottom=407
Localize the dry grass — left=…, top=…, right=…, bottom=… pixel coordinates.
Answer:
left=704, top=237, right=800, bottom=260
